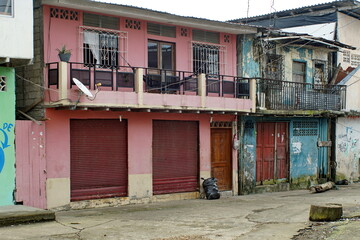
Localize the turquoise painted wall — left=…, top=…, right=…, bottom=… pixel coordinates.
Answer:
left=0, top=67, right=15, bottom=205
left=241, top=118, right=257, bottom=193
left=241, top=116, right=328, bottom=192
left=241, top=36, right=260, bottom=78
left=289, top=119, right=319, bottom=179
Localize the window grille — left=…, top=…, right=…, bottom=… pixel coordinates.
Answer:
left=0, top=76, right=6, bottom=91
left=192, top=29, right=219, bottom=44
left=0, top=0, right=12, bottom=16
left=351, top=54, right=360, bottom=66
left=343, top=50, right=350, bottom=63
left=80, top=26, right=128, bottom=68
left=293, top=121, right=318, bottom=136
left=265, top=54, right=284, bottom=80
left=147, top=23, right=176, bottom=38
left=192, top=41, right=226, bottom=76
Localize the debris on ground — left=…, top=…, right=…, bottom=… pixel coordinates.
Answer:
left=201, top=177, right=220, bottom=200
left=310, top=181, right=335, bottom=193
left=335, top=179, right=349, bottom=185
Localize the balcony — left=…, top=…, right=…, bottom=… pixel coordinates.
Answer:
left=45, top=62, right=256, bottom=113
left=256, top=79, right=346, bottom=112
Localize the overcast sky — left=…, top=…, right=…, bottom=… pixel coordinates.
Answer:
left=95, top=0, right=333, bottom=21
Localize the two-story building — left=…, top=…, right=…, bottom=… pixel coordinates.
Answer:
left=231, top=0, right=360, bottom=187
left=237, top=30, right=354, bottom=194
left=0, top=0, right=33, bottom=206
left=15, top=0, right=258, bottom=209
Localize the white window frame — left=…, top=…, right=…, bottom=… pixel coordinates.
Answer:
left=191, top=41, right=226, bottom=76
left=79, top=26, right=128, bottom=68
left=0, top=0, right=13, bottom=17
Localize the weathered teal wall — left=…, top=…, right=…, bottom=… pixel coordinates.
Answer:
left=0, top=67, right=15, bottom=205
left=289, top=119, right=319, bottom=188
left=241, top=36, right=260, bottom=78
left=240, top=117, right=328, bottom=193
left=240, top=118, right=257, bottom=194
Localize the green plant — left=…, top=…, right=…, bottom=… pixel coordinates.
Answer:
left=56, top=45, right=72, bottom=54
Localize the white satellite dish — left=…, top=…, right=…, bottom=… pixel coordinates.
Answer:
left=72, top=78, right=94, bottom=98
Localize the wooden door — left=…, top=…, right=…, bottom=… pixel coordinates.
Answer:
left=256, top=122, right=289, bottom=183
left=211, top=128, right=232, bottom=191
left=256, top=122, right=275, bottom=182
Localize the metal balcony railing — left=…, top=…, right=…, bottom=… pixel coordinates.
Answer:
left=206, top=75, right=250, bottom=99
left=256, top=79, right=346, bottom=111
left=47, top=62, right=251, bottom=99
left=143, top=68, right=198, bottom=95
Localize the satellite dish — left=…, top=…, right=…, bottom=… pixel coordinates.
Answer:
left=72, top=78, right=94, bottom=98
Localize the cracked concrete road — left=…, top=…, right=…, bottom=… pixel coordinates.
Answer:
left=1, top=184, right=360, bottom=240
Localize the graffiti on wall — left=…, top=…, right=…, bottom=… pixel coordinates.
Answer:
left=0, top=122, right=13, bottom=173
left=338, top=127, right=359, bottom=154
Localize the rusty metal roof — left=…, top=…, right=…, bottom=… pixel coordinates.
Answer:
left=229, top=0, right=360, bottom=23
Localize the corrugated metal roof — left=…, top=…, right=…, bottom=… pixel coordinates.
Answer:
left=229, top=0, right=360, bottom=23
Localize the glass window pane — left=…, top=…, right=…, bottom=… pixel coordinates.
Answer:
left=148, top=42, right=158, bottom=68
left=0, top=0, right=12, bottom=16
left=292, top=61, right=306, bottom=83
left=161, top=44, right=173, bottom=70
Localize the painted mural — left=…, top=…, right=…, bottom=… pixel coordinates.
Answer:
left=0, top=67, right=16, bottom=205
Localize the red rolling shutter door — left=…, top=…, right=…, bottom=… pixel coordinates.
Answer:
left=70, top=119, right=128, bottom=201
left=153, top=120, right=199, bottom=194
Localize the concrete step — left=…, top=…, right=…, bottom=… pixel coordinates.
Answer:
left=0, top=205, right=55, bottom=227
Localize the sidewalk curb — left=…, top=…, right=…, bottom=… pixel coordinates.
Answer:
left=0, top=209, right=55, bottom=227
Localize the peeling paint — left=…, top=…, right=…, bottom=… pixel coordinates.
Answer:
left=292, top=142, right=302, bottom=154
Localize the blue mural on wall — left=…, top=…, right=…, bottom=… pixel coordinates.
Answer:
left=0, top=123, right=12, bottom=173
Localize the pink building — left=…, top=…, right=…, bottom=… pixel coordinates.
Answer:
left=16, top=0, right=257, bottom=209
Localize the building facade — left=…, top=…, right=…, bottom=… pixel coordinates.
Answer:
left=16, top=0, right=258, bottom=209
left=237, top=31, right=352, bottom=194
left=0, top=0, right=33, bottom=206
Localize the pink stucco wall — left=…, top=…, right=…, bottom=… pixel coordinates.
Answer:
left=42, top=5, right=237, bottom=75
left=44, top=110, right=237, bottom=178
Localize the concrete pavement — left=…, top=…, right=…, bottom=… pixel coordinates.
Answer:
left=0, top=205, right=55, bottom=227
left=0, top=184, right=360, bottom=239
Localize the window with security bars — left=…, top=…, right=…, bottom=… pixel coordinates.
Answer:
left=0, top=0, right=12, bottom=16
left=81, top=26, right=127, bottom=68
left=0, top=76, right=6, bottom=91
left=192, top=42, right=226, bottom=76
left=293, top=121, right=318, bottom=136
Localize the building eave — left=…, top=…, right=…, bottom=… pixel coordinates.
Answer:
left=41, top=0, right=257, bottom=35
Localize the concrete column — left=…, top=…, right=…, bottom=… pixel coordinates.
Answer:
left=198, top=73, right=206, bottom=108
left=249, top=78, right=257, bottom=113
left=58, top=61, right=68, bottom=102
left=135, top=68, right=144, bottom=106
